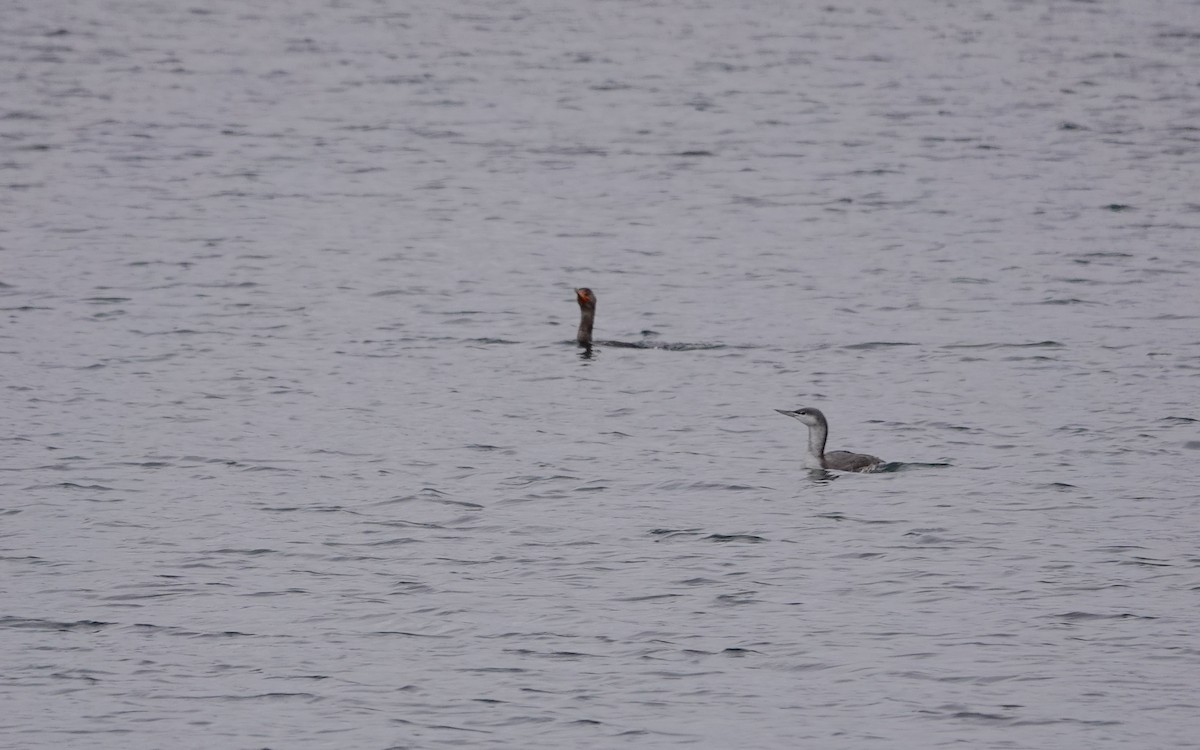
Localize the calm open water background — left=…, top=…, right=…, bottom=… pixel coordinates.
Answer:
left=3, top=0, right=1200, bottom=747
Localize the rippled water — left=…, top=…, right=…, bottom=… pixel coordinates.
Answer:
left=4, top=0, right=1199, bottom=747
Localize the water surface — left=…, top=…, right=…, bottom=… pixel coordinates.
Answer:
left=3, top=1, right=1199, bottom=747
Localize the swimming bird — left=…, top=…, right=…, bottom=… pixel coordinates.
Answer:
left=573, top=287, right=722, bottom=352
left=775, top=406, right=883, bottom=472
left=575, top=287, right=596, bottom=347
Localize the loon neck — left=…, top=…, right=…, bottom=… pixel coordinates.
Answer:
left=804, top=421, right=828, bottom=470
left=577, top=306, right=595, bottom=346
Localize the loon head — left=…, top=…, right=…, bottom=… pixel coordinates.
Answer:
left=775, top=407, right=826, bottom=429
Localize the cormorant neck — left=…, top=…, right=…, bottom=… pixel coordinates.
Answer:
left=577, top=306, right=594, bottom=346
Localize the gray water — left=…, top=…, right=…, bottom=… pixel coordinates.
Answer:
left=3, top=0, right=1200, bottom=747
